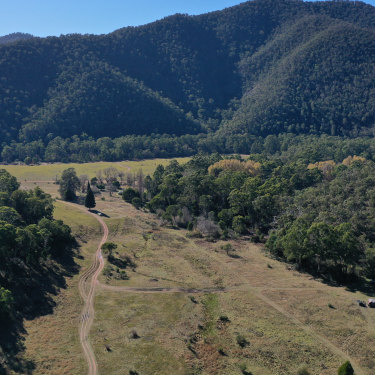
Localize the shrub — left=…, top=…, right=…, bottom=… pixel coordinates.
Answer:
left=297, top=367, right=311, bottom=375
left=102, top=242, right=117, bottom=255
left=196, top=216, right=220, bottom=238
left=239, top=363, right=253, bottom=375
left=338, top=361, right=354, bottom=375
left=236, top=334, right=250, bottom=348
left=102, top=265, right=113, bottom=277
left=232, top=215, right=247, bottom=234
left=0, top=287, right=13, bottom=318
left=122, top=187, right=140, bottom=203
left=131, top=197, right=142, bottom=209
left=219, top=315, right=230, bottom=322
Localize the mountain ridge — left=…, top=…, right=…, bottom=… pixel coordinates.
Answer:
left=1, top=0, right=375, bottom=161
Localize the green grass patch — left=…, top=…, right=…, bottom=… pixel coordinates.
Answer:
left=202, top=293, right=219, bottom=337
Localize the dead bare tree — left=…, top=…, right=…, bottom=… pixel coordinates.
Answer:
left=79, top=174, right=89, bottom=193
left=126, top=172, right=134, bottom=187
left=118, top=171, right=125, bottom=186
left=103, top=167, right=119, bottom=183
left=96, top=170, right=104, bottom=184
left=137, top=169, right=144, bottom=197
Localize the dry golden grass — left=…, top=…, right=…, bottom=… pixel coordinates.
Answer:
left=87, top=199, right=375, bottom=375
left=22, top=201, right=101, bottom=375
left=17, top=163, right=375, bottom=375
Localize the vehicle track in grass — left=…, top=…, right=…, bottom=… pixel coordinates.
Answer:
left=63, top=202, right=108, bottom=375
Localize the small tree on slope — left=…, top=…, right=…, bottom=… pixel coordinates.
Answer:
left=338, top=361, right=354, bottom=375
left=85, top=182, right=96, bottom=211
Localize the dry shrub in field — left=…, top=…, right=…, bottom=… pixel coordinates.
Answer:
left=196, top=216, right=220, bottom=238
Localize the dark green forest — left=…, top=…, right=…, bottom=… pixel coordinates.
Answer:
left=1, top=0, right=375, bottom=163
left=0, top=33, right=34, bottom=45
left=134, top=154, right=375, bottom=283
left=0, top=170, right=75, bottom=373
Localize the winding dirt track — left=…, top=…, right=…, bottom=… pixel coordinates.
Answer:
left=63, top=202, right=108, bottom=375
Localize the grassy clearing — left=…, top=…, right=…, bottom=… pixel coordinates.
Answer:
left=22, top=201, right=102, bottom=375
left=16, top=160, right=375, bottom=375
left=89, top=200, right=375, bottom=375
left=2, top=158, right=190, bottom=181
left=92, top=291, right=196, bottom=375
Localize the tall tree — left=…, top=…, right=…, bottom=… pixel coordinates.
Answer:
left=58, top=168, right=80, bottom=201
left=85, top=182, right=96, bottom=211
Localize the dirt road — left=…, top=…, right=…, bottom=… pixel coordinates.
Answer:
left=63, top=202, right=108, bottom=375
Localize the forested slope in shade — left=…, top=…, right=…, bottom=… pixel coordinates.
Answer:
left=1, top=0, right=375, bottom=160
left=0, top=169, right=76, bottom=373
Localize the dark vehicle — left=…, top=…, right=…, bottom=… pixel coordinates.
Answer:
left=368, top=299, right=375, bottom=308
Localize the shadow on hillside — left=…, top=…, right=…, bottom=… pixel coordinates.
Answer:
left=344, top=279, right=375, bottom=296
left=0, top=244, right=79, bottom=373
left=318, top=274, right=375, bottom=297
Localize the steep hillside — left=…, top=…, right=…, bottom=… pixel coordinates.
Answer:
left=223, top=17, right=375, bottom=136
left=20, top=62, right=199, bottom=141
left=1, top=0, right=375, bottom=161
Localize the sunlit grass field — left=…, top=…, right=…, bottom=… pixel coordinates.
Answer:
left=2, top=158, right=190, bottom=181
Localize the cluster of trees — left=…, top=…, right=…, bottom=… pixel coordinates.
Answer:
left=0, top=169, right=74, bottom=322
left=4, top=133, right=375, bottom=164
left=267, top=158, right=375, bottom=280
left=137, top=154, right=375, bottom=281
left=58, top=165, right=141, bottom=203
left=1, top=0, right=375, bottom=161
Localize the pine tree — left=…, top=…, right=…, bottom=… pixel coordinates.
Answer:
left=85, top=182, right=96, bottom=211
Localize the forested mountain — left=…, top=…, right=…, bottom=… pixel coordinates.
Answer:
left=0, top=32, right=34, bottom=45
left=1, top=0, right=375, bottom=162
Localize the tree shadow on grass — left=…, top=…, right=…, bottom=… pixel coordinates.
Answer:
left=315, top=270, right=375, bottom=296
left=0, top=244, right=80, bottom=373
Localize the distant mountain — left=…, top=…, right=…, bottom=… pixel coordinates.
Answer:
left=0, top=32, right=34, bottom=45
left=0, top=0, right=375, bottom=156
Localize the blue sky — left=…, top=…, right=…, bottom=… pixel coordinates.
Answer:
left=1, top=0, right=375, bottom=37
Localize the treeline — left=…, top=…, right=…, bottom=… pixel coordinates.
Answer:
left=0, top=169, right=74, bottom=324
left=4, top=133, right=375, bottom=165
left=133, top=154, right=375, bottom=281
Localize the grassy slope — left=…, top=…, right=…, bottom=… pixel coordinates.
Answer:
left=22, top=201, right=101, bottom=375
left=15, top=159, right=375, bottom=375
left=90, top=196, right=375, bottom=375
